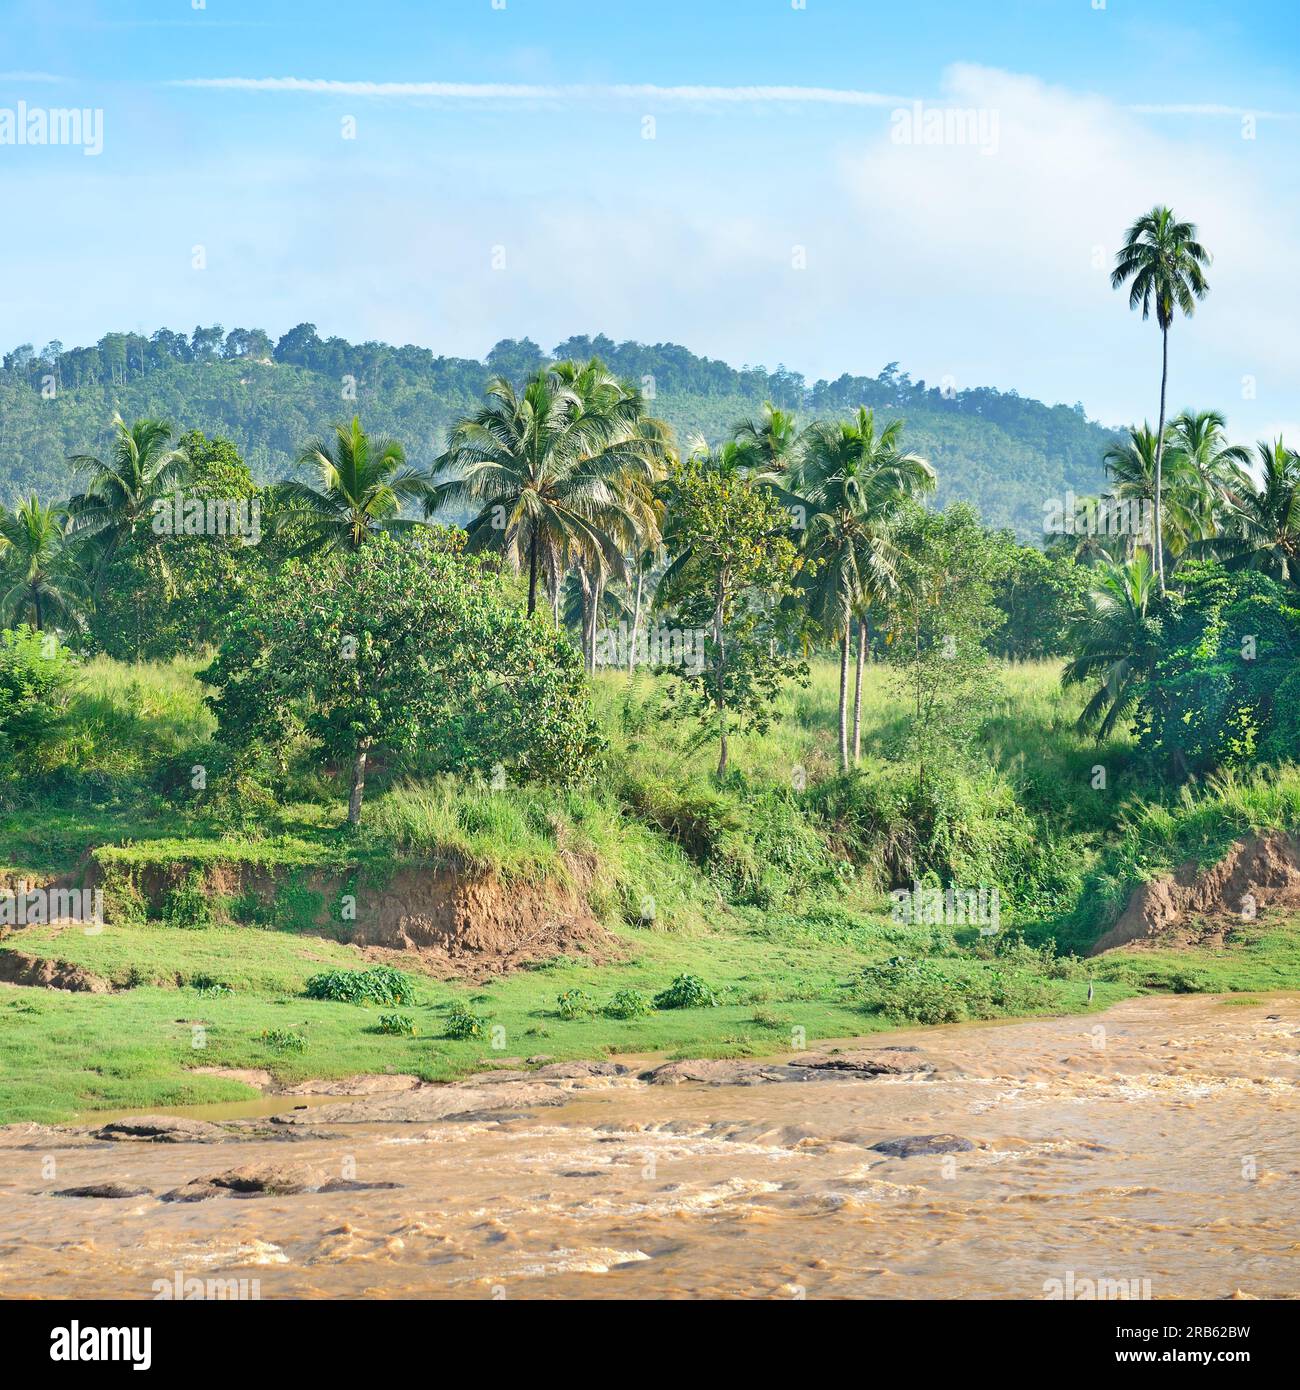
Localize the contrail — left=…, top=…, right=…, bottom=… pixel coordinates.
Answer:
left=165, top=76, right=906, bottom=107
left=164, top=76, right=1300, bottom=121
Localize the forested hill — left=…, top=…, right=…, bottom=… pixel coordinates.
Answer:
left=0, top=327, right=1121, bottom=537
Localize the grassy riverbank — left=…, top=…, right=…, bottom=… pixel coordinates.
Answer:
left=2, top=656, right=1299, bottom=1124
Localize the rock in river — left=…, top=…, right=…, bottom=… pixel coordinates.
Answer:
left=870, top=1133, right=975, bottom=1158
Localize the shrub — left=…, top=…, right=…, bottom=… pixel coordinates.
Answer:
left=603, top=988, right=654, bottom=1020
left=555, top=988, right=593, bottom=1020
left=258, top=1028, right=307, bottom=1053
left=0, top=625, right=73, bottom=770
left=162, top=870, right=213, bottom=929
left=444, top=1001, right=490, bottom=1040
left=304, top=966, right=413, bottom=1007
left=749, top=1009, right=793, bottom=1031
left=190, top=973, right=232, bottom=998
left=375, top=1013, right=416, bottom=1036
left=653, top=973, right=718, bottom=1010
left=858, top=957, right=970, bottom=1025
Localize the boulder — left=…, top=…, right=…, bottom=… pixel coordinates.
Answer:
left=870, top=1133, right=975, bottom=1158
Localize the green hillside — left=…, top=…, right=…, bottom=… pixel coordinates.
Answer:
left=0, top=329, right=1119, bottom=537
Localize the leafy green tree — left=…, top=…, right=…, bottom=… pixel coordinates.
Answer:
left=1136, top=563, right=1300, bottom=777
left=657, top=452, right=806, bottom=778
left=1111, top=207, right=1212, bottom=593
left=0, top=497, right=86, bottom=632
left=273, top=415, right=428, bottom=555
left=203, top=530, right=602, bottom=825
left=989, top=544, right=1089, bottom=659
left=883, top=504, right=1008, bottom=792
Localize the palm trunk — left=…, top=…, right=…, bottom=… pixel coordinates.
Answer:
left=1154, top=325, right=1169, bottom=594
left=627, top=563, right=644, bottom=676
left=838, top=629, right=850, bottom=771
left=547, top=554, right=561, bottom=625
left=32, top=588, right=44, bottom=632
left=579, top=570, right=597, bottom=673
left=593, top=576, right=604, bottom=671
left=852, top=616, right=866, bottom=766
left=347, top=738, right=371, bottom=827
left=714, top=576, right=728, bottom=779
left=527, top=532, right=538, bottom=616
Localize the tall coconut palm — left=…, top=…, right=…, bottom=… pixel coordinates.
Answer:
left=1062, top=550, right=1163, bottom=738
left=273, top=416, right=428, bottom=554
left=1111, top=207, right=1212, bottom=594
left=430, top=361, right=671, bottom=626
left=66, top=413, right=191, bottom=570
left=1165, top=408, right=1252, bottom=545
left=1214, top=438, right=1300, bottom=584
left=733, top=401, right=801, bottom=481
left=0, top=496, right=87, bottom=631
left=789, top=408, right=935, bottom=768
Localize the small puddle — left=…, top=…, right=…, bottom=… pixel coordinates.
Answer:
left=72, top=1092, right=352, bottom=1125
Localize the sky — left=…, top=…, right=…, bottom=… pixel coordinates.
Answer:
left=1, top=0, right=1298, bottom=439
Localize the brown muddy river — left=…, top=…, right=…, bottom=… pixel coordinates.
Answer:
left=1, top=996, right=1296, bottom=1300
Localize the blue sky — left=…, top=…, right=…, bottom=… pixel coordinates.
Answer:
left=2, top=0, right=1298, bottom=439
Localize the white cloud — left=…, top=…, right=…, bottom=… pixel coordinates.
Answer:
left=835, top=64, right=1300, bottom=431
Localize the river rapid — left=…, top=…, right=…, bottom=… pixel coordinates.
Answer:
left=1, top=996, right=1295, bottom=1300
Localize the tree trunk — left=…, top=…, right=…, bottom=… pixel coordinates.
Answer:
left=579, top=571, right=603, bottom=674
left=714, top=577, right=728, bottom=779
left=1154, top=325, right=1169, bottom=594
left=852, top=616, right=866, bottom=766
left=527, top=532, right=538, bottom=616
left=628, top=563, right=644, bottom=676
left=347, top=739, right=371, bottom=827
left=593, top=576, right=604, bottom=671
left=838, top=628, right=850, bottom=771
left=32, top=588, right=44, bottom=632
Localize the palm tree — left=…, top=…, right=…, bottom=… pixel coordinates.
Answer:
left=733, top=401, right=801, bottom=480
left=274, top=416, right=428, bottom=554
left=788, top=408, right=934, bottom=768
left=1214, top=438, right=1300, bottom=583
left=430, top=361, right=671, bottom=629
left=1166, top=409, right=1252, bottom=545
left=1062, top=551, right=1163, bottom=738
left=0, top=496, right=86, bottom=631
left=1111, top=207, right=1212, bottom=594
left=67, top=412, right=190, bottom=567
left=1043, top=492, right=1132, bottom=567
left=1103, top=424, right=1190, bottom=561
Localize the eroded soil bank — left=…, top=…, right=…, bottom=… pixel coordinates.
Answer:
left=1, top=995, right=1295, bottom=1300
left=1090, top=832, right=1300, bottom=954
